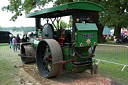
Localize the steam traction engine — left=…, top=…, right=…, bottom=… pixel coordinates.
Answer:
left=19, top=1, right=103, bottom=78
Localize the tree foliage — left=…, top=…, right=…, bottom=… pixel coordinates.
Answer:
left=12, top=26, right=35, bottom=33
left=3, top=0, right=128, bottom=40
left=0, top=26, right=3, bottom=31
left=3, top=0, right=128, bottom=28
left=99, top=0, right=128, bottom=28
left=98, top=0, right=128, bottom=38
left=2, top=0, right=36, bottom=21
left=55, top=20, right=68, bottom=29
left=68, top=16, right=72, bottom=28
left=60, top=20, right=68, bottom=28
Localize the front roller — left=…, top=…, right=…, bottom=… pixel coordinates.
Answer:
left=20, top=43, right=36, bottom=64
left=36, top=39, right=63, bottom=78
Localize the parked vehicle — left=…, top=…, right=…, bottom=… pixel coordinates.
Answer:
left=0, top=31, right=12, bottom=43
left=19, top=1, right=103, bottom=78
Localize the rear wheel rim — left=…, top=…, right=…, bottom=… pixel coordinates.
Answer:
left=42, top=46, right=52, bottom=74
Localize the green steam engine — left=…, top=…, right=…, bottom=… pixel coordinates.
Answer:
left=19, top=1, right=103, bottom=78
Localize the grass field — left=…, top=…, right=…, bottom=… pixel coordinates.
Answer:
left=96, top=45, right=128, bottom=65
left=96, top=41, right=128, bottom=85
left=0, top=43, right=128, bottom=85
left=0, top=56, right=21, bottom=85
left=0, top=44, right=19, bottom=57
left=98, top=62, right=128, bottom=85
left=0, top=44, right=21, bottom=85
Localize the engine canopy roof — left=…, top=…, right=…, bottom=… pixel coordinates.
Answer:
left=26, top=1, right=103, bottom=18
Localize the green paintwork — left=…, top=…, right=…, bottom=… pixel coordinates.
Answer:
left=62, top=47, right=89, bottom=72
left=34, top=39, right=39, bottom=48
left=33, top=29, right=42, bottom=48
left=75, top=23, right=98, bottom=31
left=26, top=1, right=103, bottom=18
left=62, top=47, right=73, bottom=71
left=75, top=23, right=98, bottom=47
left=26, top=1, right=101, bottom=73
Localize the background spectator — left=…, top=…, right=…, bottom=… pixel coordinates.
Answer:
left=9, top=35, right=13, bottom=48
left=22, top=34, right=28, bottom=42
left=16, top=34, right=20, bottom=50
left=12, top=36, right=17, bottom=52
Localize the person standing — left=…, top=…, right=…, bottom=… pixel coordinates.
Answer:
left=9, top=35, right=13, bottom=48
left=12, top=36, right=17, bottom=52
left=22, top=34, right=28, bottom=43
left=16, top=34, right=20, bottom=50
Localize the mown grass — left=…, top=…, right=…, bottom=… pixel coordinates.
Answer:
left=0, top=43, right=128, bottom=85
left=0, top=44, right=19, bottom=57
left=96, top=40, right=128, bottom=85
left=96, top=45, right=128, bottom=65
left=98, top=62, right=128, bottom=85
left=0, top=56, right=21, bottom=85
left=0, top=44, right=21, bottom=85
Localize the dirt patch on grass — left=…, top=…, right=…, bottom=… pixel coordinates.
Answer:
left=15, top=64, right=116, bottom=85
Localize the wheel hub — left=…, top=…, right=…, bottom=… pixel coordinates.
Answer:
left=44, top=54, right=49, bottom=63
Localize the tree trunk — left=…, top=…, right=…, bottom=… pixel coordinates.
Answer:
left=90, top=12, right=106, bottom=43
left=97, top=24, right=106, bottom=43
left=114, top=27, right=122, bottom=39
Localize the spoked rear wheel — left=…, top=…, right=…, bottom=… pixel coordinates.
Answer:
left=36, top=39, right=63, bottom=78
left=41, top=45, right=52, bottom=74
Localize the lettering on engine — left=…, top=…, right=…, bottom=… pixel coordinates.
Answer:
left=83, top=34, right=94, bottom=37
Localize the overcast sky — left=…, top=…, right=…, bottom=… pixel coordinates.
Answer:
left=0, top=0, right=35, bottom=27
left=0, top=0, right=69, bottom=27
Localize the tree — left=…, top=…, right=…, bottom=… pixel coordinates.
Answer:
left=0, top=26, right=2, bottom=31
left=99, top=0, right=128, bottom=39
left=68, top=16, right=72, bottom=28
left=55, top=20, right=68, bottom=29
left=12, top=26, right=16, bottom=31
left=84, top=0, right=128, bottom=39
left=2, top=0, right=106, bottom=42
left=60, top=20, right=68, bottom=28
